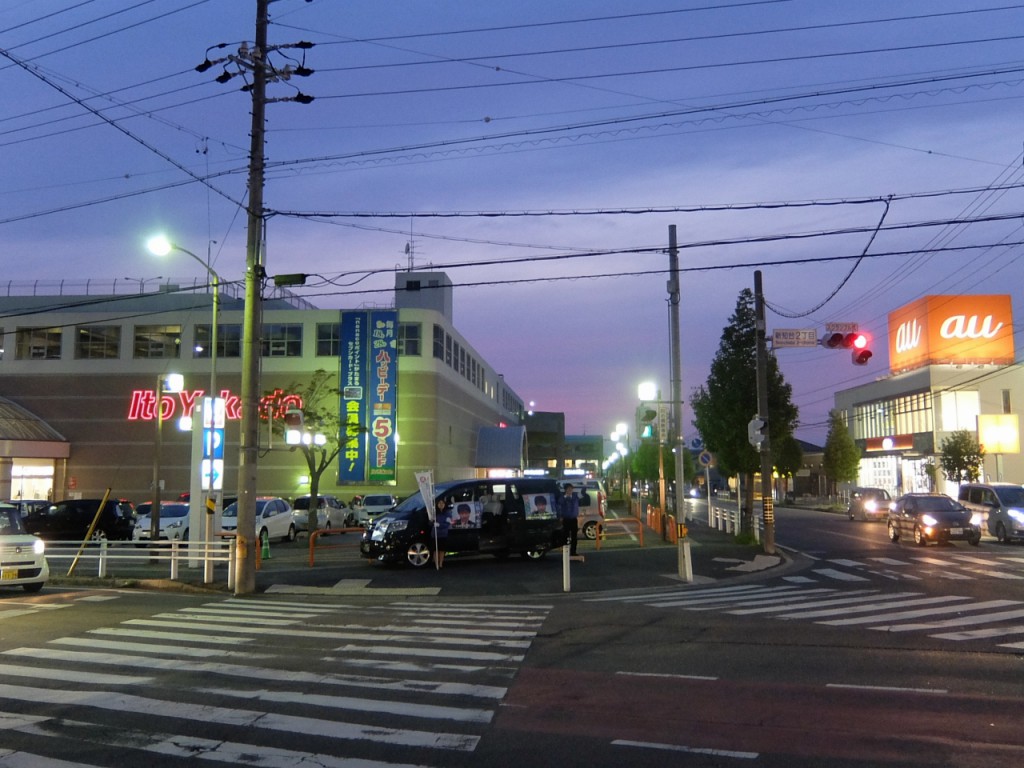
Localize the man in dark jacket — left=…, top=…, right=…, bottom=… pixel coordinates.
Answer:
left=559, top=483, right=580, bottom=556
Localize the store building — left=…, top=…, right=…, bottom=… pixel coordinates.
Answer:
left=0, top=271, right=526, bottom=506
left=834, top=294, right=1021, bottom=497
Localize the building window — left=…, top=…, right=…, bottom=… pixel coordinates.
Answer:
left=445, top=333, right=452, bottom=366
left=194, top=323, right=243, bottom=358
left=134, top=325, right=181, bottom=359
left=316, top=323, right=340, bottom=357
left=16, top=327, right=62, bottom=360
left=433, top=324, right=445, bottom=360
left=75, top=325, right=121, bottom=359
left=398, top=322, right=421, bottom=356
left=262, top=324, right=302, bottom=357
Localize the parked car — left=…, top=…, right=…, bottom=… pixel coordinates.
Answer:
left=221, top=497, right=296, bottom=543
left=351, top=493, right=397, bottom=525
left=887, top=493, right=982, bottom=546
left=22, top=498, right=136, bottom=541
left=132, top=502, right=191, bottom=545
left=361, top=478, right=562, bottom=568
left=957, top=482, right=1024, bottom=544
left=3, top=499, right=50, bottom=518
left=847, top=487, right=892, bottom=521
left=0, top=503, right=48, bottom=592
left=558, top=480, right=606, bottom=540
left=291, top=495, right=349, bottom=532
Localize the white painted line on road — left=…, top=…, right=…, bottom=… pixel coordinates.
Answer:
left=0, top=661, right=150, bottom=686
left=870, top=557, right=911, bottom=565
left=613, top=739, right=758, bottom=759
left=0, top=682, right=481, bottom=751
left=824, top=598, right=1017, bottom=626
left=88, top=626, right=255, bottom=644
left=49, top=636, right=274, bottom=659
left=826, top=683, right=947, bottom=694
left=219, top=597, right=344, bottom=611
left=773, top=594, right=964, bottom=620
left=932, top=624, right=1024, bottom=641
left=962, top=569, right=1024, bottom=580
left=811, top=568, right=870, bottom=582
left=828, top=559, right=868, bottom=568
left=874, top=606, right=1024, bottom=632
left=616, top=671, right=718, bottom=681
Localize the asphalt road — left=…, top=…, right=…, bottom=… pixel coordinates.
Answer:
left=3, top=502, right=1023, bottom=767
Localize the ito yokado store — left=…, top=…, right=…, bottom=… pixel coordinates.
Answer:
left=0, top=271, right=528, bottom=507
left=834, top=294, right=1022, bottom=498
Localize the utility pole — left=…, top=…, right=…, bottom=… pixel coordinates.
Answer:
left=754, top=270, right=776, bottom=554
left=196, top=0, right=314, bottom=593
left=667, top=226, right=686, bottom=521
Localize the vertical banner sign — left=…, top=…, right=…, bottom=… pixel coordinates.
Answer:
left=200, top=396, right=225, bottom=491
left=339, top=311, right=368, bottom=483
left=368, top=310, right=399, bottom=483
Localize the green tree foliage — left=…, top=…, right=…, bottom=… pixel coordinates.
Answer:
left=823, top=409, right=861, bottom=493
left=939, top=429, right=985, bottom=483
left=690, top=288, right=799, bottom=534
left=265, top=369, right=343, bottom=533
left=774, top=434, right=804, bottom=495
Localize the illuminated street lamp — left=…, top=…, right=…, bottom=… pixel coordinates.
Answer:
left=146, top=235, right=220, bottom=406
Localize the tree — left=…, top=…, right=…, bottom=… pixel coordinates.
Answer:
left=822, top=409, right=861, bottom=495
left=690, top=288, right=799, bottom=536
left=264, top=369, right=343, bottom=534
left=939, top=430, right=985, bottom=483
left=774, top=434, right=803, bottom=499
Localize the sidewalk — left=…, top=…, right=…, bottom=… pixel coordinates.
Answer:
left=49, top=513, right=787, bottom=598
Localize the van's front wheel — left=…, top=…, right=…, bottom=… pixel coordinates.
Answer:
left=406, top=540, right=432, bottom=568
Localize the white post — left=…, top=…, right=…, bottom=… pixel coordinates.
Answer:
left=170, top=541, right=179, bottom=580
left=562, top=544, right=571, bottom=592
left=98, top=540, right=108, bottom=578
left=678, top=536, right=693, bottom=582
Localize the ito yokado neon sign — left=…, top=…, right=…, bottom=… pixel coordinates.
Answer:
left=127, top=387, right=303, bottom=422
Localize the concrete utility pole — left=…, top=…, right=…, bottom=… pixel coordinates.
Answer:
left=235, top=0, right=270, bottom=595
left=754, top=270, right=776, bottom=554
left=667, top=226, right=686, bottom=520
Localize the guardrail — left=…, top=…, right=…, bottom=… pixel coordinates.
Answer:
left=308, top=527, right=366, bottom=566
left=42, top=539, right=235, bottom=587
left=594, top=516, right=644, bottom=549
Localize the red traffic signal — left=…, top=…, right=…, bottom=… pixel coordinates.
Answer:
left=822, top=330, right=872, bottom=363
left=283, top=409, right=304, bottom=429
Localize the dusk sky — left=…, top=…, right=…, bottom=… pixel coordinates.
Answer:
left=2, top=1, right=1022, bottom=448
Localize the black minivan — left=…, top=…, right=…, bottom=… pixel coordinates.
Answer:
left=360, top=478, right=562, bottom=568
left=23, top=498, right=136, bottom=542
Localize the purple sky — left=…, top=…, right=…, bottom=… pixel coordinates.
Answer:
left=2, top=1, right=1022, bottom=449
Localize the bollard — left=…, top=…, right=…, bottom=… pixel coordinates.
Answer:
left=170, top=540, right=179, bottom=580
left=261, top=532, right=271, bottom=560
left=562, top=545, right=571, bottom=592
left=98, top=539, right=108, bottom=578
left=227, top=541, right=236, bottom=590
left=677, top=523, right=693, bottom=583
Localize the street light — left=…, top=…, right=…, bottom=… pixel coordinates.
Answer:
left=124, top=276, right=163, bottom=293
left=146, top=235, right=220, bottom=407
left=147, top=235, right=223, bottom=570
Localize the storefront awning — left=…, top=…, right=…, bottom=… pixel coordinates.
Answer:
left=0, top=397, right=70, bottom=458
left=475, top=425, right=526, bottom=470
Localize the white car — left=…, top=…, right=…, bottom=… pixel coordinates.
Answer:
left=0, top=503, right=48, bottom=593
left=133, top=502, right=192, bottom=544
left=222, top=497, right=296, bottom=543
left=351, top=494, right=396, bottom=525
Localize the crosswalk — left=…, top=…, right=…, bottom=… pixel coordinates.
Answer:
left=588, top=582, right=1024, bottom=650
left=789, top=551, right=1024, bottom=584
left=0, top=597, right=550, bottom=766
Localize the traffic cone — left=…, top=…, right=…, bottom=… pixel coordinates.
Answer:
left=261, top=533, right=271, bottom=560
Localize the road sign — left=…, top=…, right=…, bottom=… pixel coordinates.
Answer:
left=689, top=436, right=704, bottom=452
left=825, top=322, right=859, bottom=334
left=772, top=328, right=818, bottom=348
left=698, top=450, right=713, bottom=468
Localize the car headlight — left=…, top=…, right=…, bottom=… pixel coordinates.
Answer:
left=970, top=513, right=984, bottom=527
left=382, top=519, right=407, bottom=533
left=33, top=539, right=45, bottom=555
left=167, top=520, right=183, bottom=529
left=920, top=514, right=938, bottom=526
left=864, top=500, right=877, bottom=513
left=1009, top=509, right=1024, bottom=523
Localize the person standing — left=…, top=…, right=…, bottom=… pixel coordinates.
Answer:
left=434, top=497, right=451, bottom=568
left=559, top=483, right=580, bottom=557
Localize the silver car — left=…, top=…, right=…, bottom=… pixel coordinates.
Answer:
left=222, top=497, right=296, bottom=543
left=0, top=504, right=48, bottom=593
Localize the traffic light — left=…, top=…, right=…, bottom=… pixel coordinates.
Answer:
left=822, top=330, right=872, bottom=364
left=851, top=332, right=872, bottom=365
left=747, top=416, right=767, bottom=449
left=639, top=408, right=657, bottom=438
left=284, top=409, right=304, bottom=445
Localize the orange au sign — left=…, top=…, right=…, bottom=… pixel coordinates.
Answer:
left=888, top=295, right=1015, bottom=373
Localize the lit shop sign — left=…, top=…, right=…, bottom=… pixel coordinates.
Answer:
left=339, top=310, right=399, bottom=484
left=888, top=295, right=1014, bottom=373
left=127, top=388, right=303, bottom=422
